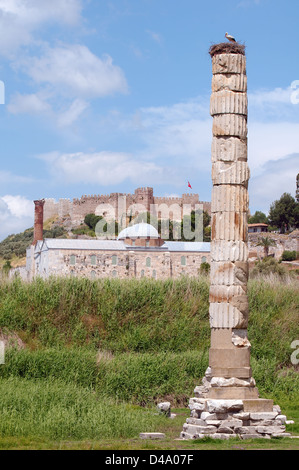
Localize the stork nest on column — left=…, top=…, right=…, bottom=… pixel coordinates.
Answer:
left=209, top=42, right=245, bottom=57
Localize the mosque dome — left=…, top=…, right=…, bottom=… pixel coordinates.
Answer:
left=117, top=222, right=159, bottom=240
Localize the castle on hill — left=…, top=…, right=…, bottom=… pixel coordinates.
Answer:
left=43, top=187, right=211, bottom=225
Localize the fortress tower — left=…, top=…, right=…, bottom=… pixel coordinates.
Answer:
left=134, top=187, right=154, bottom=212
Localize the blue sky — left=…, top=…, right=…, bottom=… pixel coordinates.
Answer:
left=0, top=0, right=298, bottom=240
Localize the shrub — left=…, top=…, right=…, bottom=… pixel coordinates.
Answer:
left=281, top=250, right=297, bottom=262
left=250, top=257, right=288, bottom=278
left=199, top=262, right=210, bottom=275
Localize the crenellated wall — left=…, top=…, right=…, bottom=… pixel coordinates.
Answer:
left=43, top=188, right=211, bottom=225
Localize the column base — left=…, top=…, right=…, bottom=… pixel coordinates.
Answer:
left=180, top=395, right=289, bottom=440
left=179, top=366, right=290, bottom=440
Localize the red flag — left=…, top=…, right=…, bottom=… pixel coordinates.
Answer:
left=188, top=181, right=192, bottom=189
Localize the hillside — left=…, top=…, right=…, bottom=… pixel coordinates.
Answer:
left=0, top=225, right=67, bottom=268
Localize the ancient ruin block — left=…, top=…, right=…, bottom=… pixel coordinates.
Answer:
left=210, top=261, right=248, bottom=286
left=208, top=386, right=259, bottom=399
left=212, top=114, right=247, bottom=137
left=211, top=211, right=248, bottom=241
left=211, top=185, right=249, bottom=213
left=210, top=240, right=248, bottom=263
left=209, top=346, right=251, bottom=369
left=210, top=91, right=247, bottom=116
left=212, top=53, right=246, bottom=75
left=212, top=73, right=247, bottom=93
left=212, top=161, right=250, bottom=185
left=209, top=301, right=248, bottom=328
left=209, top=285, right=247, bottom=303
left=211, top=136, right=247, bottom=163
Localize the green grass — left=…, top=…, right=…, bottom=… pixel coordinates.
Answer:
left=0, top=376, right=168, bottom=440
left=0, top=274, right=298, bottom=449
left=0, top=348, right=208, bottom=405
left=0, top=275, right=211, bottom=351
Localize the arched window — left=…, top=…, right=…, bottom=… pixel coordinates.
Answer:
left=112, top=255, right=118, bottom=266
left=202, top=256, right=207, bottom=263
left=70, top=254, right=76, bottom=265
left=140, top=269, right=145, bottom=278
left=152, top=269, right=156, bottom=279
left=181, top=256, right=186, bottom=266
left=146, top=257, right=151, bottom=267
left=90, top=270, right=96, bottom=280
left=112, top=270, right=117, bottom=278
left=91, top=255, right=97, bottom=266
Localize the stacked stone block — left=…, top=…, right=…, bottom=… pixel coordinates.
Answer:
left=181, top=397, right=290, bottom=440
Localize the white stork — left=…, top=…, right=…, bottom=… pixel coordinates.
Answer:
left=225, top=32, right=236, bottom=42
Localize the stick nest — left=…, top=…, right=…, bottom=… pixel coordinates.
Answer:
left=209, top=42, right=245, bottom=57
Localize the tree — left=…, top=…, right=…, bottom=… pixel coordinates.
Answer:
left=181, top=210, right=211, bottom=241
left=84, top=214, right=103, bottom=231
left=268, top=193, right=298, bottom=233
left=2, top=260, right=11, bottom=277
left=256, top=236, right=276, bottom=258
left=248, top=211, right=269, bottom=224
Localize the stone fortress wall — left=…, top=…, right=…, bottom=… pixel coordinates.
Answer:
left=43, top=187, right=211, bottom=225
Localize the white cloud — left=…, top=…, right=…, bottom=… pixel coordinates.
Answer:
left=249, top=87, right=293, bottom=106
left=8, top=43, right=128, bottom=127
left=1, top=195, right=33, bottom=218
left=249, top=154, right=298, bottom=214
left=8, top=43, right=128, bottom=126
left=7, top=92, right=89, bottom=129
left=120, top=97, right=212, bottom=170
left=0, top=195, right=34, bottom=240
left=248, top=122, right=299, bottom=172
left=0, top=0, right=82, bottom=24
left=7, top=92, right=51, bottom=115
left=38, top=151, right=167, bottom=186
left=248, top=85, right=298, bottom=123
left=0, top=170, right=33, bottom=184
left=0, top=0, right=83, bottom=56
left=57, top=99, right=89, bottom=128
left=20, top=44, right=128, bottom=98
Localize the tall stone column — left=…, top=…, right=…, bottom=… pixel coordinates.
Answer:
left=208, top=48, right=256, bottom=399
left=180, top=43, right=288, bottom=440
left=33, top=199, right=45, bottom=246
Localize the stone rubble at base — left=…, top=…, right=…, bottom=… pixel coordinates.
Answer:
left=180, top=368, right=292, bottom=440
left=180, top=393, right=291, bottom=440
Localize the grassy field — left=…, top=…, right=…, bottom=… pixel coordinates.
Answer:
left=0, top=274, right=298, bottom=450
